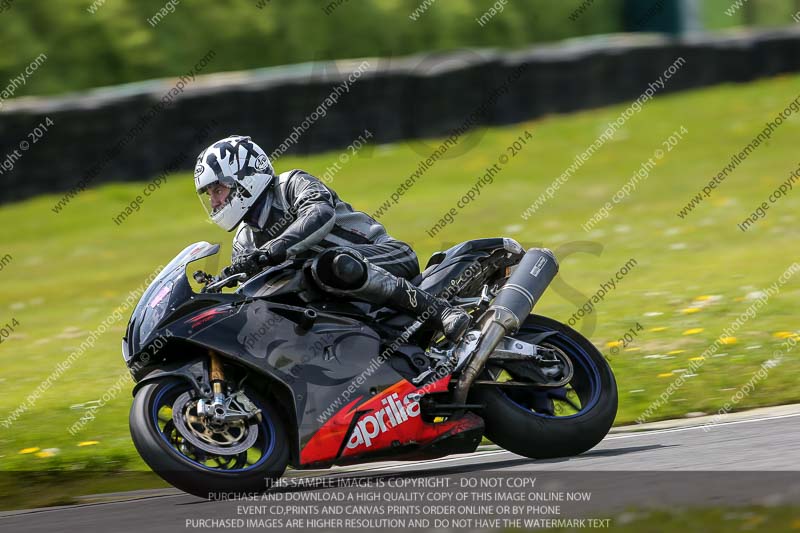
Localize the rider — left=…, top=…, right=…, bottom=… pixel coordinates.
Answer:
left=193, top=135, right=470, bottom=342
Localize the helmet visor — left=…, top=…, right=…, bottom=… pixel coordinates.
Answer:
left=198, top=182, right=234, bottom=220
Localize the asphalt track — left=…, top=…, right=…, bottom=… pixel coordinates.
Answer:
left=2, top=405, right=799, bottom=532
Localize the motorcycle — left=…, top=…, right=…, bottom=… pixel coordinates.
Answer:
left=124, top=238, right=617, bottom=498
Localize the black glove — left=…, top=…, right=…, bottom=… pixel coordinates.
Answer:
left=223, top=252, right=271, bottom=278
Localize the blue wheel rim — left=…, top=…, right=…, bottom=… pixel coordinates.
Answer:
left=152, top=382, right=275, bottom=472
left=498, top=326, right=602, bottom=420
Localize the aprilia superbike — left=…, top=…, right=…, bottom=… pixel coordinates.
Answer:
left=124, top=238, right=617, bottom=497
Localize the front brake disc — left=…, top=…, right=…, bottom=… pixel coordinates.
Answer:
left=171, top=392, right=259, bottom=455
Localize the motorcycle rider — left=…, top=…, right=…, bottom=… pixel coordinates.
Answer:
left=194, top=135, right=470, bottom=342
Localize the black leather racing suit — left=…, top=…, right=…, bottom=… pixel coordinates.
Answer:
left=231, top=169, right=469, bottom=342
left=232, top=169, right=419, bottom=279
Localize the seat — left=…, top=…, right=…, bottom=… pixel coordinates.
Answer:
left=415, top=238, right=514, bottom=296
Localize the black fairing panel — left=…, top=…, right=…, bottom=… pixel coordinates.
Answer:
left=159, top=299, right=403, bottom=454
left=373, top=238, right=524, bottom=329
left=418, top=238, right=521, bottom=296
left=124, top=239, right=523, bottom=468
left=237, top=259, right=313, bottom=300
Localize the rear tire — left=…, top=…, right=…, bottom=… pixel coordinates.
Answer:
left=470, top=314, right=617, bottom=458
left=130, top=378, right=289, bottom=498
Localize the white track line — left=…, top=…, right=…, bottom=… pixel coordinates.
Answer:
left=605, top=411, right=800, bottom=440
left=0, top=493, right=189, bottom=518
left=331, top=411, right=800, bottom=473
left=5, top=411, right=798, bottom=516
left=321, top=450, right=512, bottom=475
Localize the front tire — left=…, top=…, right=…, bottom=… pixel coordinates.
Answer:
left=130, top=378, right=289, bottom=498
left=470, top=314, right=617, bottom=458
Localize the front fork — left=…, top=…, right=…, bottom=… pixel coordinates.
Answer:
left=197, top=349, right=261, bottom=424
left=196, top=349, right=230, bottom=424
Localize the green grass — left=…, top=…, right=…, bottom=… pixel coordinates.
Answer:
left=0, top=472, right=169, bottom=510
left=2, top=73, right=800, bottom=480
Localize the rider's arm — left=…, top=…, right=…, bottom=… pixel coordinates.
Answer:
left=232, top=224, right=256, bottom=264
left=259, top=172, right=336, bottom=263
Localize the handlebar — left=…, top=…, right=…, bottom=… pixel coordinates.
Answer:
left=194, top=253, right=271, bottom=293
left=203, top=272, right=248, bottom=293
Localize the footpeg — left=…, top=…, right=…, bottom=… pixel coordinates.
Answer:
left=412, top=330, right=481, bottom=386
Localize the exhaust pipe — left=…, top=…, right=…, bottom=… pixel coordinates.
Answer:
left=452, top=248, right=558, bottom=403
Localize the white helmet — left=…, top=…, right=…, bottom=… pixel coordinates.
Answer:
left=194, top=135, right=274, bottom=231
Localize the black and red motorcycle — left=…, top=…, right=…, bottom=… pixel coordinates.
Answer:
left=125, top=238, right=617, bottom=498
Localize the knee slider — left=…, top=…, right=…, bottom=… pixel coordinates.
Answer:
left=332, top=253, right=366, bottom=288
left=312, top=248, right=367, bottom=290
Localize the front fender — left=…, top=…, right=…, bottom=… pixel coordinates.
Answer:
left=131, top=358, right=211, bottom=398
left=131, top=356, right=302, bottom=467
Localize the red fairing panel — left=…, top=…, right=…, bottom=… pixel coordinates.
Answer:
left=299, top=396, right=364, bottom=465
left=186, top=307, right=229, bottom=328
left=300, top=376, right=478, bottom=466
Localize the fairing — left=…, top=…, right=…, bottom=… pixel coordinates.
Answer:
left=419, top=237, right=524, bottom=296
left=125, top=242, right=221, bottom=359
left=124, top=239, right=500, bottom=469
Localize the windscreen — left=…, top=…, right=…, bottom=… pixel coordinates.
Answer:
left=130, top=242, right=220, bottom=330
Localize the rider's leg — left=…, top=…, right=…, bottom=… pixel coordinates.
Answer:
left=339, top=240, right=420, bottom=279
left=310, top=245, right=470, bottom=342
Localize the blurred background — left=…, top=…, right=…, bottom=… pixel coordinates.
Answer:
left=3, top=0, right=800, bottom=97
left=1, top=0, right=800, bottom=526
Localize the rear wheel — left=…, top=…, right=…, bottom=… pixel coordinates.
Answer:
left=469, top=314, right=617, bottom=458
left=130, top=378, right=288, bottom=498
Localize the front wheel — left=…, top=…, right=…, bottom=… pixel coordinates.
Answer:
left=129, top=378, right=289, bottom=498
left=469, top=314, right=618, bottom=458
